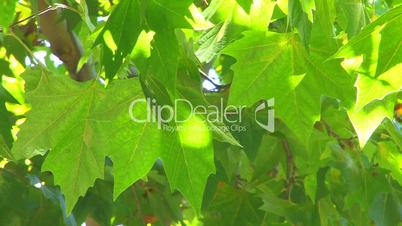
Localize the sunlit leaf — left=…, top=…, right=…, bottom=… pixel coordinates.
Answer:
left=223, top=30, right=354, bottom=141
left=0, top=0, right=18, bottom=30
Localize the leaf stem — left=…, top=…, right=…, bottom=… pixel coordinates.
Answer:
left=199, top=69, right=231, bottom=89
left=6, top=31, right=47, bottom=71
left=281, top=139, right=295, bottom=200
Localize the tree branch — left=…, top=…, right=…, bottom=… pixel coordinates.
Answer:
left=85, top=216, right=100, bottom=226
left=36, top=0, right=96, bottom=81
left=320, top=120, right=357, bottom=150
left=281, top=139, right=295, bottom=200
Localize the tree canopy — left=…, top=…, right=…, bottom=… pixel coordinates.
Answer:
left=0, top=0, right=401, bottom=225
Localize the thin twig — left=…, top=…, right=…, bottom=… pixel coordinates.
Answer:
left=6, top=31, right=47, bottom=71
left=199, top=69, right=231, bottom=89
left=321, top=120, right=357, bottom=149
left=131, top=184, right=146, bottom=225
left=0, top=3, right=82, bottom=33
left=281, top=139, right=295, bottom=200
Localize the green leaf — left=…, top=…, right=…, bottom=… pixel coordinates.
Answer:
left=161, top=118, right=215, bottom=213
left=335, top=0, right=368, bottom=37
left=140, top=30, right=179, bottom=96
left=13, top=70, right=215, bottom=213
left=383, top=119, right=402, bottom=149
left=236, top=0, right=253, bottom=12
left=334, top=6, right=402, bottom=111
left=0, top=170, right=76, bottom=226
left=369, top=192, right=402, bottom=226
left=376, top=141, right=402, bottom=185
left=0, top=0, right=18, bottom=30
left=118, top=36, right=218, bottom=212
left=207, top=121, right=243, bottom=147
left=196, top=0, right=275, bottom=63
left=253, top=134, right=286, bottom=179
left=94, top=0, right=142, bottom=79
left=0, top=104, right=15, bottom=159
left=3, top=0, right=402, bottom=223
left=203, top=183, right=265, bottom=226
left=299, top=0, right=316, bottom=22
left=0, top=81, right=17, bottom=159
left=354, top=65, right=402, bottom=111
left=304, top=174, right=317, bottom=203
left=223, top=30, right=354, bottom=141
left=104, top=104, right=215, bottom=213
left=95, top=80, right=215, bottom=213
left=174, top=33, right=242, bottom=148
left=348, top=94, right=396, bottom=148
left=196, top=22, right=230, bottom=63
left=249, top=0, right=276, bottom=31
left=0, top=59, right=14, bottom=77
left=215, top=147, right=252, bottom=182
left=318, top=196, right=345, bottom=226
left=95, top=0, right=192, bottom=94
left=153, top=67, right=217, bottom=213
left=201, top=0, right=262, bottom=59
left=259, top=186, right=311, bottom=224
left=289, top=0, right=312, bottom=47
left=13, top=72, right=107, bottom=213
left=0, top=84, right=18, bottom=104
left=0, top=131, right=13, bottom=159
left=92, top=80, right=162, bottom=200
left=310, top=0, right=338, bottom=55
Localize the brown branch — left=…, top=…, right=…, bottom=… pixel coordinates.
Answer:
left=36, top=0, right=96, bottom=81
left=281, top=139, right=295, bottom=200
left=131, top=184, right=146, bottom=225
left=85, top=216, right=100, bottom=226
left=320, top=120, right=357, bottom=150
